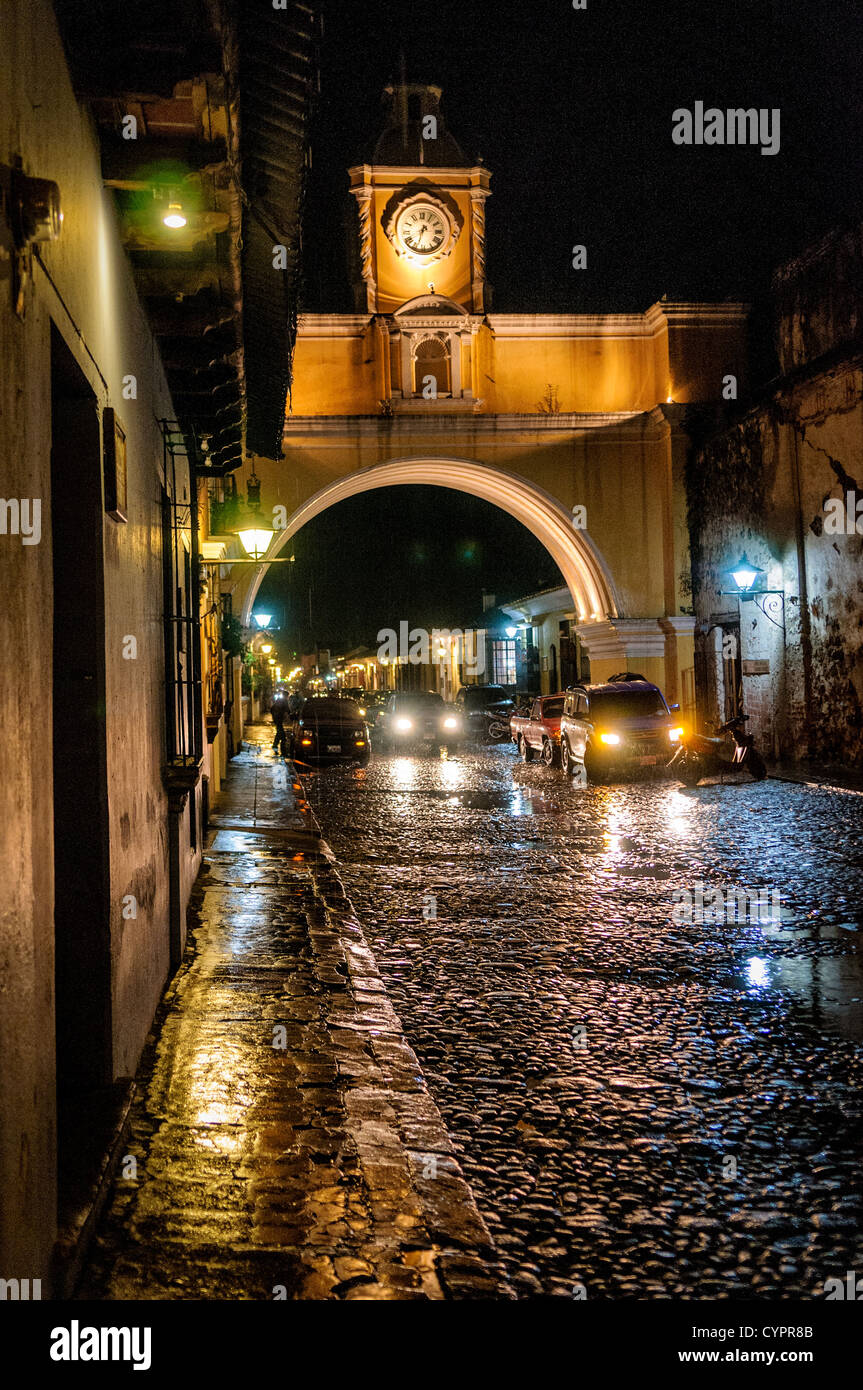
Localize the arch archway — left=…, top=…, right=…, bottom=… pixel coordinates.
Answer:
left=238, top=456, right=621, bottom=626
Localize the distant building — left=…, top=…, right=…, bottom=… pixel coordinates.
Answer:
left=688, top=222, right=863, bottom=763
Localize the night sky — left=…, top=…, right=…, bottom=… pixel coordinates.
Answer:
left=259, top=0, right=860, bottom=659
left=256, top=487, right=564, bottom=657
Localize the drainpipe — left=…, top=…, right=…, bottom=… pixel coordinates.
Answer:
left=166, top=790, right=186, bottom=968
left=789, top=420, right=815, bottom=757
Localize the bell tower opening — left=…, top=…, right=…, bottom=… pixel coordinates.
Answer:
left=413, top=334, right=452, bottom=397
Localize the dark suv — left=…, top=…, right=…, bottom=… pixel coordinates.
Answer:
left=454, top=684, right=515, bottom=739
left=558, top=674, right=683, bottom=782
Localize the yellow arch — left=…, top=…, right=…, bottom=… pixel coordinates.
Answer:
left=239, top=456, right=621, bottom=625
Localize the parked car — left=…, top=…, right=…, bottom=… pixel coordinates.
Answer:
left=289, top=696, right=370, bottom=766
left=510, top=693, right=566, bottom=766
left=375, top=691, right=464, bottom=750
left=558, top=674, right=683, bottom=782
left=454, top=684, right=515, bottom=740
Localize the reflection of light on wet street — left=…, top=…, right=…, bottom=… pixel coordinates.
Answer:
left=391, top=758, right=417, bottom=789
left=665, top=790, right=694, bottom=836
left=440, top=759, right=465, bottom=791
left=307, top=740, right=863, bottom=1299
left=746, top=956, right=770, bottom=988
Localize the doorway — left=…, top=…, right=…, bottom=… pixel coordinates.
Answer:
left=50, top=325, right=113, bottom=1216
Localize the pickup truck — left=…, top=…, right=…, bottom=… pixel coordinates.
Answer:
left=510, top=693, right=566, bottom=766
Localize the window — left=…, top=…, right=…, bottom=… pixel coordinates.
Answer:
left=413, top=334, right=452, bottom=397
left=589, top=690, right=668, bottom=721
left=491, top=640, right=517, bottom=686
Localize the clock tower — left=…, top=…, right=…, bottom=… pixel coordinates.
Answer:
left=349, top=82, right=491, bottom=315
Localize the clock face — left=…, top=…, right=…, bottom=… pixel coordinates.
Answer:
left=396, top=203, right=448, bottom=257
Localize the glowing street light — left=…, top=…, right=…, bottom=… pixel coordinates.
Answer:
left=162, top=200, right=187, bottom=229
left=233, top=460, right=273, bottom=560
left=729, top=554, right=763, bottom=593
left=237, top=527, right=273, bottom=560
left=253, top=612, right=273, bottom=629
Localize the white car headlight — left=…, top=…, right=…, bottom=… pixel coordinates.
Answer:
left=599, top=732, right=621, bottom=746
left=395, top=717, right=412, bottom=731
left=668, top=726, right=684, bottom=743
left=443, top=717, right=458, bottom=729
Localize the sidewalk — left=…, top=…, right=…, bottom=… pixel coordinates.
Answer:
left=79, top=726, right=508, bottom=1300
left=769, top=761, right=863, bottom=796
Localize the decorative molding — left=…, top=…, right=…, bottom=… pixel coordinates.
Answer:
left=349, top=188, right=376, bottom=311
left=297, top=314, right=374, bottom=337
left=575, top=618, right=668, bottom=658
left=282, top=410, right=651, bottom=439
left=470, top=188, right=488, bottom=311
left=659, top=615, right=697, bottom=637
left=381, top=183, right=463, bottom=265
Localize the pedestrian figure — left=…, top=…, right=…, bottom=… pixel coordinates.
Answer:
left=270, top=689, right=289, bottom=756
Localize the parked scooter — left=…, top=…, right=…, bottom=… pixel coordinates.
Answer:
left=482, top=706, right=514, bottom=742
left=668, top=713, right=767, bottom=786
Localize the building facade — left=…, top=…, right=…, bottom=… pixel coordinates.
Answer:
left=688, top=223, right=863, bottom=763
left=227, top=82, right=749, bottom=718
left=0, top=0, right=318, bottom=1292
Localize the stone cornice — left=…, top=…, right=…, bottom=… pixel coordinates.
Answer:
left=297, top=314, right=372, bottom=337
left=282, top=411, right=654, bottom=439
left=575, top=618, right=669, bottom=658
left=489, top=302, right=749, bottom=340
left=298, top=304, right=750, bottom=341
left=348, top=163, right=491, bottom=187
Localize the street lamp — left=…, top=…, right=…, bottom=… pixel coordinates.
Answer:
left=729, top=554, right=764, bottom=594
left=162, top=200, right=187, bottom=229
left=234, top=461, right=274, bottom=560
left=505, top=626, right=518, bottom=639
left=721, top=552, right=785, bottom=631
left=237, top=526, right=274, bottom=560
left=253, top=612, right=273, bottom=629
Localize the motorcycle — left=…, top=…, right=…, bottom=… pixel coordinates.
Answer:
left=668, top=713, right=767, bottom=786
left=480, top=704, right=515, bottom=743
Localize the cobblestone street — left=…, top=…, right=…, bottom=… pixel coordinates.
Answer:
left=304, top=743, right=863, bottom=1300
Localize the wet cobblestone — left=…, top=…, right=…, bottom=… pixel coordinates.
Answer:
left=305, top=745, right=863, bottom=1299
left=79, top=731, right=507, bottom=1300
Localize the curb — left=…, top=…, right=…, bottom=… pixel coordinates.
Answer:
left=768, top=772, right=863, bottom=797
left=293, top=760, right=514, bottom=1300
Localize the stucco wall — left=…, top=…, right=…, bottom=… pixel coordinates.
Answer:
left=688, top=363, right=863, bottom=763
left=0, top=0, right=200, bottom=1281
left=254, top=412, right=684, bottom=625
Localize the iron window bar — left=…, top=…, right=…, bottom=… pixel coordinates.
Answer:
left=159, top=419, right=204, bottom=775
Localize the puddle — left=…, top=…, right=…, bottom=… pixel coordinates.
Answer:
left=737, top=950, right=863, bottom=1041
